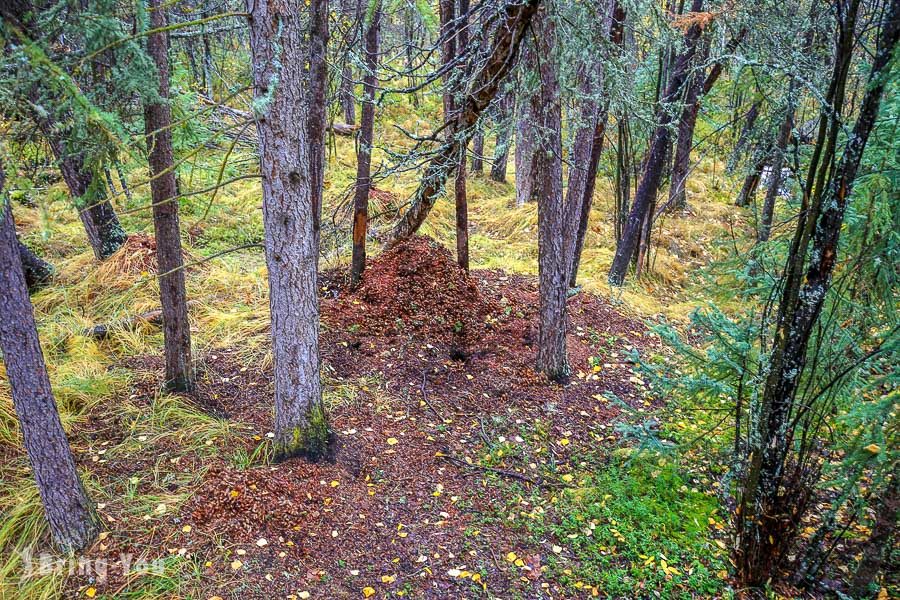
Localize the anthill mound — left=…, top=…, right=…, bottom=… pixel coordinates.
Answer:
left=96, top=233, right=196, bottom=278
left=332, top=235, right=497, bottom=343
left=100, top=233, right=159, bottom=274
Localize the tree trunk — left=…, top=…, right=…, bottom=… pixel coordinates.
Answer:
left=341, top=65, right=357, bottom=126
left=49, top=136, right=128, bottom=260
left=529, top=10, right=569, bottom=382
left=8, top=0, right=128, bottom=261
left=114, top=162, right=132, bottom=202
left=404, top=4, right=420, bottom=107
left=607, top=0, right=705, bottom=286
left=339, top=0, right=359, bottom=125
left=386, top=0, right=541, bottom=246
left=667, top=73, right=703, bottom=211
left=614, top=115, right=632, bottom=243
left=350, top=0, right=382, bottom=288
left=514, top=62, right=536, bottom=207
left=183, top=27, right=201, bottom=91
left=669, top=29, right=744, bottom=211
left=439, top=0, right=458, bottom=122
left=309, top=0, right=329, bottom=237
left=201, top=0, right=214, bottom=99
left=456, top=158, right=469, bottom=269
left=729, top=99, right=761, bottom=171
left=490, top=93, right=514, bottom=183
left=565, top=0, right=623, bottom=287
left=737, top=0, right=898, bottom=586
left=758, top=96, right=795, bottom=242
left=0, top=194, right=100, bottom=554
left=566, top=114, right=606, bottom=287
left=247, top=0, right=329, bottom=461
left=634, top=194, right=655, bottom=277
left=735, top=153, right=764, bottom=207
left=454, top=0, right=470, bottom=270
left=144, top=0, right=194, bottom=392
left=471, top=130, right=484, bottom=174
left=17, top=239, right=54, bottom=292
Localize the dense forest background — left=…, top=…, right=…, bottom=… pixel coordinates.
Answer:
left=0, top=0, right=897, bottom=598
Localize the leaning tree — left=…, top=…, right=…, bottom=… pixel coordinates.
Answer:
left=0, top=165, right=101, bottom=553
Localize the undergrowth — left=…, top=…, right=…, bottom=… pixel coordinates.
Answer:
left=0, top=88, right=749, bottom=597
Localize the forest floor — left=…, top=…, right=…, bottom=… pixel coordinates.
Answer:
left=57, top=237, right=732, bottom=599
left=1, top=101, right=780, bottom=599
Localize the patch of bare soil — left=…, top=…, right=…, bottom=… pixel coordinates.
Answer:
left=70, top=236, right=660, bottom=599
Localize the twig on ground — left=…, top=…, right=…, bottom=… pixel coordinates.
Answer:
left=419, top=371, right=446, bottom=422
left=439, top=452, right=568, bottom=489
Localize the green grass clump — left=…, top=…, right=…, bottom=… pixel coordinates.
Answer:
left=510, top=454, right=731, bottom=598
left=554, top=457, right=728, bottom=596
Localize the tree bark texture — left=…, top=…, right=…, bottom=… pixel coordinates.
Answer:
left=350, top=0, right=382, bottom=287
left=0, top=194, right=100, bottom=554
left=341, top=65, right=357, bottom=126
left=39, top=125, right=128, bottom=260
left=735, top=153, right=764, bottom=207
left=471, top=130, right=484, bottom=173
left=728, top=99, right=761, bottom=171
left=667, top=72, right=704, bottom=210
left=17, top=239, right=54, bottom=292
left=529, top=10, right=569, bottom=382
left=201, top=0, right=215, bottom=99
left=758, top=99, right=795, bottom=242
left=339, top=0, right=360, bottom=124
left=668, top=28, right=744, bottom=211
left=308, top=0, right=329, bottom=238
left=454, top=0, right=470, bottom=270
left=144, top=0, right=194, bottom=392
left=514, top=57, right=536, bottom=207
left=247, top=0, right=329, bottom=460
